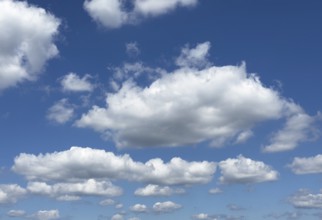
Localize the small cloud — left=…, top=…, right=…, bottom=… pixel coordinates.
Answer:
left=7, top=210, right=26, bottom=218
left=31, top=210, right=60, bottom=220
left=288, top=154, right=322, bottom=174
left=100, top=199, right=116, bottom=206
left=0, top=184, right=26, bottom=204
left=134, top=184, right=185, bottom=197
left=130, top=204, right=148, bottom=213
left=46, top=99, right=74, bottom=124
left=152, top=201, right=181, bottom=213
left=289, top=189, right=322, bottom=209
left=60, top=72, right=94, bottom=92
left=209, top=187, right=222, bottom=194
left=126, top=42, right=140, bottom=58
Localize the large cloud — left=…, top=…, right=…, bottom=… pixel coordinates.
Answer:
left=0, top=0, right=60, bottom=91
left=289, top=154, right=322, bottom=174
left=218, top=155, right=278, bottom=184
left=84, top=0, right=198, bottom=29
left=76, top=42, right=316, bottom=151
left=13, top=146, right=216, bottom=185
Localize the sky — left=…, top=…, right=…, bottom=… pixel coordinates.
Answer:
left=0, top=0, right=322, bottom=219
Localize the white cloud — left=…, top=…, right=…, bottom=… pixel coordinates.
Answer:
left=152, top=201, right=181, bottom=213
left=84, top=0, right=198, bottom=29
left=130, top=204, right=148, bottom=213
left=46, top=99, right=74, bottom=124
left=115, top=203, right=123, bottom=209
left=32, top=210, right=60, bottom=220
left=289, top=189, right=322, bottom=209
left=111, top=213, right=124, bottom=220
left=128, top=218, right=140, bottom=220
left=209, top=187, right=222, bottom=194
left=0, top=0, right=60, bottom=91
left=7, top=210, right=26, bottom=217
left=100, top=198, right=116, bottom=206
left=60, top=72, right=94, bottom=92
left=193, top=213, right=210, bottom=220
left=134, top=184, right=185, bottom=196
left=27, top=179, right=122, bottom=198
left=56, top=195, right=81, bottom=201
left=175, top=42, right=211, bottom=68
left=0, top=184, right=26, bottom=204
left=263, top=111, right=316, bottom=152
left=289, top=154, right=322, bottom=174
left=218, top=155, right=279, bottom=184
left=13, top=146, right=216, bottom=185
left=76, top=42, right=316, bottom=151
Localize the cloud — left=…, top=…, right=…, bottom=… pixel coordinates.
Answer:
left=60, top=72, right=94, bottom=92
left=288, top=154, right=322, bottom=174
left=32, top=210, right=60, bottom=220
left=227, top=204, right=245, bottom=211
left=134, top=184, right=185, bottom=196
left=264, top=211, right=303, bottom=219
left=175, top=41, right=211, bottom=68
left=0, top=0, right=60, bottom=91
left=128, top=218, right=140, bottom=220
left=84, top=0, right=198, bottom=29
left=111, top=213, right=124, bottom=220
left=209, top=187, right=222, bottom=194
left=193, top=213, right=210, bottom=219
left=76, top=42, right=316, bottom=151
left=0, top=184, right=26, bottom=204
left=13, top=146, right=216, bottom=185
left=7, top=210, right=26, bottom=217
left=130, top=204, right=148, bottom=213
left=218, top=155, right=279, bottom=184
left=27, top=179, right=122, bottom=199
left=193, top=214, right=244, bottom=220
left=126, top=42, right=140, bottom=58
left=46, top=99, right=74, bottom=124
left=100, top=198, right=116, bottom=206
left=263, top=111, right=317, bottom=152
left=289, top=189, right=322, bottom=209
left=152, top=201, right=182, bottom=213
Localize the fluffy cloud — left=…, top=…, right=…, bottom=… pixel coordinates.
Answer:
left=60, top=72, right=94, bottom=92
left=13, top=146, right=216, bottom=185
left=32, top=210, right=60, bottom=220
left=7, top=210, right=26, bottom=217
left=27, top=179, right=122, bottom=199
left=46, top=99, right=74, bottom=124
left=289, top=154, right=322, bottom=174
left=152, top=201, right=181, bottom=213
left=209, top=187, right=222, bottom=194
left=193, top=213, right=210, bottom=219
left=76, top=42, right=316, bottom=151
left=134, top=184, right=185, bottom=196
left=100, top=198, right=116, bottom=206
left=0, top=0, right=60, bottom=91
left=0, top=184, right=26, bottom=204
left=130, top=204, right=148, bottom=213
left=218, top=155, right=278, bottom=184
left=111, top=213, right=124, bottom=220
left=84, top=0, right=198, bottom=29
left=193, top=214, right=244, bottom=220
left=289, top=189, right=322, bottom=209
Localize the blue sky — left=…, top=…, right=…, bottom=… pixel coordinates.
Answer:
left=0, top=0, right=322, bottom=220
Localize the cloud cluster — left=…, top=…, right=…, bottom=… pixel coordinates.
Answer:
left=134, top=184, right=184, bottom=196
left=0, top=0, right=60, bottom=91
left=76, top=42, right=316, bottom=151
left=60, top=72, right=94, bottom=92
left=13, top=146, right=216, bottom=185
left=84, top=0, right=198, bottom=29
left=218, top=155, right=278, bottom=184
left=289, top=189, right=322, bottom=209
left=289, top=154, right=322, bottom=174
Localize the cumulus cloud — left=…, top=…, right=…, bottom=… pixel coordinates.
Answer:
left=100, top=198, right=116, bottom=206
left=7, top=210, right=26, bottom=217
left=134, top=184, right=185, bottom=196
left=0, top=0, right=60, bottom=91
left=209, top=187, right=222, bottom=194
left=46, top=99, right=74, bottom=124
left=60, top=72, right=94, bottom=92
left=13, top=146, right=216, bottom=185
left=289, top=154, right=322, bottom=174
left=76, top=42, right=316, bottom=151
left=27, top=179, right=122, bottom=199
left=130, top=204, right=148, bottom=213
left=218, top=155, right=278, bottom=184
left=152, top=201, right=181, bottom=213
left=32, top=210, right=60, bottom=220
left=289, top=189, right=322, bottom=209
left=111, top=213, right=124, bottom=220
left=193, top=213, right=244, bottom=220
left=84, top=0, right=198, bottom=29
left=193, top=213, right=210, bottom=219
left=0, top=184, right=26, bottom=204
